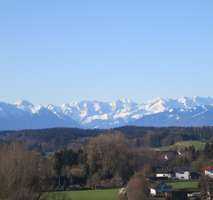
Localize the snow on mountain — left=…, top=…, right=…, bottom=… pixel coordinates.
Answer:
left=0, top=97, right=213, bottom=130
left=15, top=100, right=34, bottom=110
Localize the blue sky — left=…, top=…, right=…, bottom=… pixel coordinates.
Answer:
left=0, top=0, right=212, bottom=104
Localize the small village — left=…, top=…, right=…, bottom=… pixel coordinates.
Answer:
left=151, top=148, right=213, bottom=200
left=145, top=146, right=213, bottom=200
left=118, top=165, right=213, bottom=199
left=148, top=165, right=213, bottom=199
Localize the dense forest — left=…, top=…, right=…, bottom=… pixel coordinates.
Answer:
left=0, top=126, right=213, bottom=152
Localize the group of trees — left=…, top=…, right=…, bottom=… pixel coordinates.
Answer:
left=1, top=126, right=213, bottom=152
left=53, top=148, right=87, bottom=188
left=86, top=133, right=133, bottom=185
left=52, top=133, right=148, bottom=189
left=51, top=132, right=160, bottom=190
left=204, top=142, right=213, bottom=159
left=0, top=133, right=153, bottom=198
left=0, top=143, right=52, bottom=200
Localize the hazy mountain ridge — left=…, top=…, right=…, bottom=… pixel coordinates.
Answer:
left=0, top=97, right=213, bottom=130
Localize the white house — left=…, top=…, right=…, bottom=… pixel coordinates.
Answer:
left=204, top=167, right=213, bottom=179
left=156, top=173, right=172, bottom=179
left=175, top=171, right=190, bottom=180
left=150, top=188, right=157, bottom=196
left=118, top=188, right=127, bottom=196
left=150, top=182, right=172, bottom=197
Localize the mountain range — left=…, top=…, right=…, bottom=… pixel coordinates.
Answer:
left=1, top=96, right=213, bottom=130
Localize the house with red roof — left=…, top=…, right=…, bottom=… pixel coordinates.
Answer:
left=204, top=166, right=213, bottom=179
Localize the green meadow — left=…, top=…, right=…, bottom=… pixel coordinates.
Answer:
left=167, top=181, right=199, bottom=190
left=157, top=140, right=206, bottom=151
left=44, top=189, right=118, bottom=200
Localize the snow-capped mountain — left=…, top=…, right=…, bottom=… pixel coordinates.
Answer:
left=0, top=97, right=213, bottom=130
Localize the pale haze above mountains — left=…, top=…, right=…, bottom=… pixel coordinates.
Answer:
left=1, top=96, right=213, bottom=130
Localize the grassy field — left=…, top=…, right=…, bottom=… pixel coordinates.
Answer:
left=157, top=140, right=206, bottom=151
left=167, top=181, right=199, bottom=190
left=45, top=189, right=118, bottom=200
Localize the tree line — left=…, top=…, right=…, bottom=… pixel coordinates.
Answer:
left=1, top=126, right=213, bottom=152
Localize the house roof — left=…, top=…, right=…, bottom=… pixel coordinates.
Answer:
left=175, top=170, right=190, bottom=174
left=155, top=167, right=172, bottom=173
left=204, top=166, right=213, bottom=171
left=173, top=166, right=192, bottom=173
left=150, top=182, right=172, bottom=192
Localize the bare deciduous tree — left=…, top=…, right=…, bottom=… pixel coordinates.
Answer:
left=0, top=142, right=53, bottom=200
left=127, top=173, right=149, bottom=200
left=86, top=133, right=133, bottom=186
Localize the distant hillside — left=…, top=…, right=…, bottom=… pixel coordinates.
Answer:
left=0, top=128, right=102, bottom=152
left=0, top=126, right=213, bottom=152
left=156, top=140, right=207, bottom=151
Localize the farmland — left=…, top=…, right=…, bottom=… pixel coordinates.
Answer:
left=167, top=181, right=199, bottom=190
left=157, top=140, right=206, bottom=151
left=44, top=189, right=118, bottom=200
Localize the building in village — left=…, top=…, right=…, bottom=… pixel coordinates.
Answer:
left=204, top=166, right=213, bottom=179
left=150, top=182, right=172, bottom=197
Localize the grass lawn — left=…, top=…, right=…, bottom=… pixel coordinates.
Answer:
left=45, top=189, right=118, bottom=200
left=157, top=140, right=206, bottom=151
left=167, top=181, right=199, bottom=190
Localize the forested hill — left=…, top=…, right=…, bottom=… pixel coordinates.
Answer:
left=0, top=126, right=213, bottom=152
left=0, top=127, right=102, bottom=138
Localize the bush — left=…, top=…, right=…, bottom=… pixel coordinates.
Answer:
left=127, top=174, right=149, bottom=200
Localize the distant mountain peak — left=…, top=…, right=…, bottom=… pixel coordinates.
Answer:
left=0, top=96, right=213, bottom=130
left=15, top=99, right=34, bottom=107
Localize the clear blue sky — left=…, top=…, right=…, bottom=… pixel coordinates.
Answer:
left=0, top=0, right=212, bottom=104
